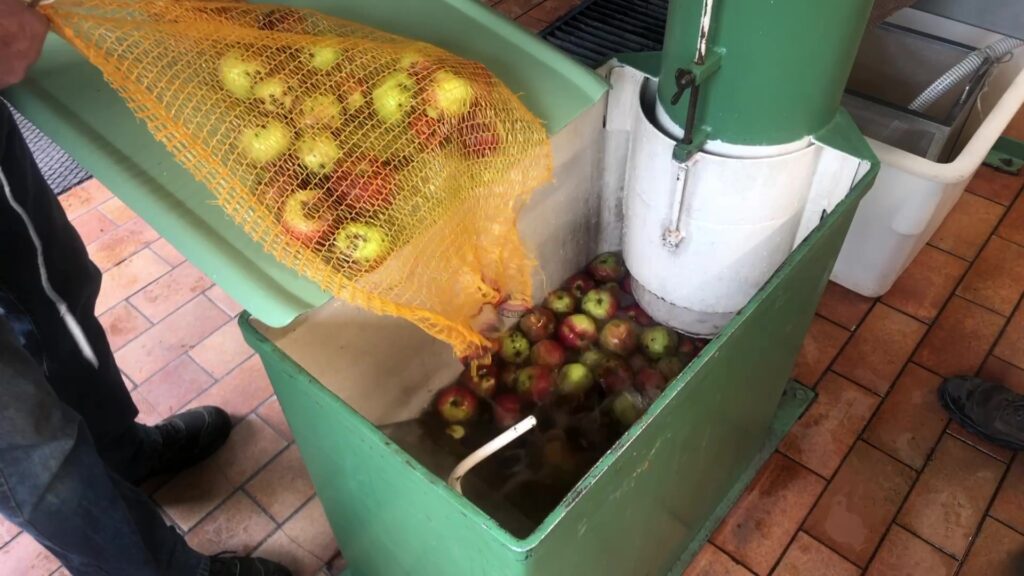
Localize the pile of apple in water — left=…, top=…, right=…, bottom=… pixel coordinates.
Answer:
left=422, top=252, right=707, bottom=531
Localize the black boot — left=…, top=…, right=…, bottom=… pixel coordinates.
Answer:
left=209, top=554, right=293, bottom=576
left=139, top=406, right=232, bottom=483
left=939, top=376, right=1024, bottom=451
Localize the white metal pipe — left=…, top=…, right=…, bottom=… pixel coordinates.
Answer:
left=447, top=415, right=538, bottom=495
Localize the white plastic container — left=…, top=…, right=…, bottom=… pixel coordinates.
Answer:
left=831, top=9, right=1024, bottom=297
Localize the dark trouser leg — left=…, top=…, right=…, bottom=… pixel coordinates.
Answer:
left=0, top=103, right=151, bottom=481
left=0, top=315, right=208, bottom=576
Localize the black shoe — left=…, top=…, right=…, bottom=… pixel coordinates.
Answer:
left=939, top=376, right=1024, bottom=451
left=209, top=554, right=292, bottom=576
left=143, top=406, right=232, bottom=481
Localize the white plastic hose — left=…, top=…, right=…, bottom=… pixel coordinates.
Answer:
left=447, top=415, right=537, bottom=495
left=909, top=36, right=1024, bottom=112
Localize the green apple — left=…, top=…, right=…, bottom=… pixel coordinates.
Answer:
left=372, top=72, right=415, bottom=123
left=297, top=94, right=343, bottom=128
left=308, top=44, right=342, bottom=71
left=294, top=133, right=341, bottom=174
left=253, top=77, right=293, bottom=113
left=333, top=222, right=389, bottom=268
left=219, top=51, right=266, bottom=100
left=238, top=120, right=292, bottom=164
left=425, top=70, right=474, bottom=119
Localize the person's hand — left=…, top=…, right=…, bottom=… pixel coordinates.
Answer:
left=0, top=0, right=49, bottom=90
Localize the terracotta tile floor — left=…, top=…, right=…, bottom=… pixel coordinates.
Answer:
left=3, top=1, right=1024, bottom=574
left=688, top=152, right=1024, bottom=573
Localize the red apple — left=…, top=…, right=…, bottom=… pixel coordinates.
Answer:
left=492, top=393, right=523, bottom=428
left=531, top=339, right=567, bottom=368
left=338, top=76, right=368, bottom=113
left=678, top=337, right=698, bottom=359
left=499, top=330, right=531, bottom=364
left=657, top=356, right=687, bottom=381
left=435, top=385, right=478, bottom=423
left=620, top=274, right=634, bottom=296
left=408, top=114, right=450, bottom=149
left=557, top=362, right=594, bottom=396
left=579, top=348, right=608, bottom=371
left=258, top=8, right=308, bottom=33
left=454, top=112, right=501, bottom=159
left=599, top=318, right=639, bottom=355
left=564, top=273, right=596, bottom=300
left=640, top=325, right=680, bottom=360
left=458, top=364, right=497, bottom=398
left=627, top=353, right=651, bottom=372
left=635, top=367, right=668, bottom=403
left=581, top=288, right=618, bottom=322
left=519, top=308, right=557, bottom=342
left=497, top=364, right=520, bottom=390
left=601, top=282, right=635, bottom=308
left=543, top=290, right=576, bottom=316
left=516, top=366, right=555, bottom=404
left=279, top=190, right=332, bottom=246
left=328, top=155, right=396, bottom=212
left=587, top=252, right=627, bottom=283
left=620, top=304, right=655, bottom=327
left=610, top=390, right=644, bottom=427
left=557, top=314, right=598, bottom=350
left=596, top=356, right=633, bottom=393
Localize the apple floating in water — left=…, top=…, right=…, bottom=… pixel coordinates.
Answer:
left=558, top=314, right=598, bottom=350
left=219, top=51, right=266, bottom=100
left=238, top=119, right=292, bottom=165
left=435, top=385, right=478, bottom=424
left=640, top=325, right=679, bottom=360
left=279, top=190, right=332, bottom=246
left=530, top=339, right=567, bottom=368
left=294, top=132, right=341, bottom=174
left=543, top=290, right=576, bottom=316
left=587, top=252, right=627, bottom=283
left=372, top=72, right=416, bottom=123
left=557, top=362, right=594, bottom=396
left=499, top=330, right=531, bottom=365
left=581, top=287, right=618, bottom=322
left=333, top=222, right=389, bottom=269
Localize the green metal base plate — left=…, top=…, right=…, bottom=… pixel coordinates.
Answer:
left=984, top=136, right=1024, bottom=176
left=338, top=380, right=816, bottom=576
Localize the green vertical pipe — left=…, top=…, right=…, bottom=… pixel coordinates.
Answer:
left=657, top=0, right=873, bottom=146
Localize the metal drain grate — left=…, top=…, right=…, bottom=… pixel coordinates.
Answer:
left=540, top=0, right=669, bottom=68
left=5, top=101, right=92, bottom=196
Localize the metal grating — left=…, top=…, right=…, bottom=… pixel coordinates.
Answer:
left=5, top=101, right=92, bottom=196
left=539, top=0, right=669, bottom=68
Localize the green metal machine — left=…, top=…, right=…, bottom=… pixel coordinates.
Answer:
left=6, top=0, right=878, bottom=574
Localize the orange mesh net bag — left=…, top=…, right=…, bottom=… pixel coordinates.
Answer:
left=42, top=0, right=552, bottom=357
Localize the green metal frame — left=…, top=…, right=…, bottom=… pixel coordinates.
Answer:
left=241, top=110, right=878, bottom=576
left=656, top=0, right=874, bottom=146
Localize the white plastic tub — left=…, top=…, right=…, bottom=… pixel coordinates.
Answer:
left=831, top=9, right=1024, bottom=297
